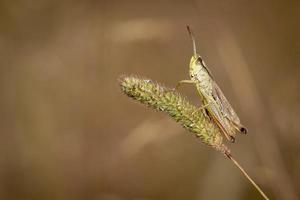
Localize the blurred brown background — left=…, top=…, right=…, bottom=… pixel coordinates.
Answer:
left=0, top=0, right=299, bottom=199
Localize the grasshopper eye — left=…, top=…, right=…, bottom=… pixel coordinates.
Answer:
left=197, top=57, right=208, bottom=68
left=196, top=57, right=203, bottom=65
left=197, top=57, right=202, bottom=62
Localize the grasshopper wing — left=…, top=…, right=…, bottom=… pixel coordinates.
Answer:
left=212, top=81, right=247, bottom=134
left=207, top=100, right=237, bottom=142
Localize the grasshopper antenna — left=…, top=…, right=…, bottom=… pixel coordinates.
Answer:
left=186, top=25, right=197, bottom=57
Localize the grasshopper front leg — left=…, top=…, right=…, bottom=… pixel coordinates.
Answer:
left=175, top=80, right=209, bottom=114
left=175, top=80, right=195, bottom=90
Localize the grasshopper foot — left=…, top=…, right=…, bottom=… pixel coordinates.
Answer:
left=229, top=136, right=235, bottom=143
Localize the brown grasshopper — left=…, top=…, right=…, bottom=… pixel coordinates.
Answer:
left=176, top=26, right=247, bottom=142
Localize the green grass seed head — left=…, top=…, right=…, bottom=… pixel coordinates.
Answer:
left=119, top=75, right=229, bottom=155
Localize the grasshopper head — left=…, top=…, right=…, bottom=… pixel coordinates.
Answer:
left=189, top=54, right=212, bottom=80
left=189, top=54, right=205, bottom=78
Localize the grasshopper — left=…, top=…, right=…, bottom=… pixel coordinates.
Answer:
left=176, top=26, right=247, bottom=142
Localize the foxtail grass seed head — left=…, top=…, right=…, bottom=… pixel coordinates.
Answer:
left=119, top=75, right=269, bottom=200
left=119, top=75, right=230, bottom=155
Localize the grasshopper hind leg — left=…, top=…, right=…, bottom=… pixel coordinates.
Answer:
left=209, top=113, right=236, bottom=143
left=223, top=131, right=236, bottom=143
left=229, top=135, right=235, bottom=143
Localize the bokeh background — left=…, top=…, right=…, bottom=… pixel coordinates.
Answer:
left=1, top=0, right=299, bottom=199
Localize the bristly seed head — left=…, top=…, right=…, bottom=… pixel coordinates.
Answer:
left=119, top=75, right=230, bottom=155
